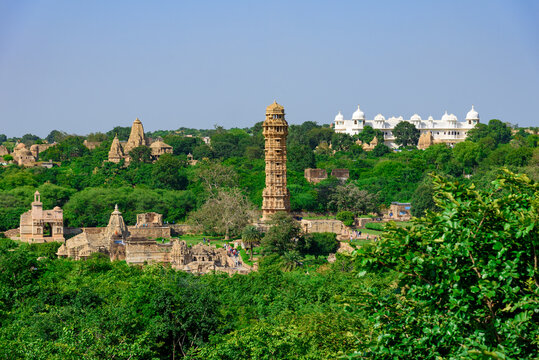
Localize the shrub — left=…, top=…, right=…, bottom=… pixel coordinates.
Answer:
left=336, top=211, right=355, bottom=226
left=365, top=222, right=384, bottom=231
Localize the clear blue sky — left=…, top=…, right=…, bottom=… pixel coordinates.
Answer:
left=1, top=0, right=538, bottom=137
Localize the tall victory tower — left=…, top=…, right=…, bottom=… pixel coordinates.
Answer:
left=262, top=101, right=290, bottom=220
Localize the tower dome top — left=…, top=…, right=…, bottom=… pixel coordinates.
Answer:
left=266, top=100, right=285, bottom=114
left=374, top=113, right=385, bottom=121
left=466, top=105, right=479, bottom=120
left=352, top=105, right=365, bottom=120
left=334, top=111, right=344, bottom=121
left=411, top=114, right=422, bottom=121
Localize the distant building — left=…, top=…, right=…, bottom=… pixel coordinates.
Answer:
left=20, top=191, right=64, bottom=242
left=304, top=168, right=328, bottom=183
left=262, top=101, right=290, bottom=220
left=107, top=118, right=173, bottom=163
left=334, top=105, right=480, bottom=148
left=385, top=202, right=412, bottom=221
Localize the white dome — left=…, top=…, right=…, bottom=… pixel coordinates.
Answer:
left=428, top=116, right=434, bottom=121
left=466, top=105, right=479, bottom=120
left=410, top=114, right=422, bottom=121
left=449, top=113, right=458, bottom=121
left=374, top=113, right=385, bottom=121
left=352, top=105, right=365, bottom=120
left=334, top=111, right=344, bottom=122
left=441, top=111, right=450, bottom=122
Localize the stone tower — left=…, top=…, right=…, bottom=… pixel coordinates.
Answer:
left=104, top=204, right=129, bottom=240
left=124, top=118, right=147, bottom=154
left=108, top=135, right=124, bottom=163
left=262, top=101, right=290, bottom=220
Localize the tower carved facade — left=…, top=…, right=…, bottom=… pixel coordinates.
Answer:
left=262, top=101, right=290, bottom=220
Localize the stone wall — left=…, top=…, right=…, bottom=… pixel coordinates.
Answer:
left=125, top=239, right=173, bottom=265
left=300, top=219, right=346, bottom=235
left=128, top=226, right=171, bottom=239
left=304, top=168, right=328, bottom=183
left=168, top=224, right=194, bottom=235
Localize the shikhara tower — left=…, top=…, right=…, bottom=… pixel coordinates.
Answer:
left=262, top=101, right=290, bottom=220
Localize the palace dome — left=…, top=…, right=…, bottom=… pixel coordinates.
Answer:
left=411, top=114, right=422, bottom=121
left=441, top=111, right=450, bottom=122
left=449, top=113, right=458, bottom=121
left=466, top=105, right=479, bottom=120
left=334, top=111, right=344, bottom=122
left=15, top=143, right=26, bottom=150
left=352, top=105, right=365, bottom=120
left=374, top=113, right=385, bottom=121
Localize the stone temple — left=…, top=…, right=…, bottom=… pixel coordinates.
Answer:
left=19, top=191, right=64, bottom=242
left=108, top=118, right=172, bottom=163
left=262, top=101, right=290, bottom=220
left=57, top=205, right=245, bottom=274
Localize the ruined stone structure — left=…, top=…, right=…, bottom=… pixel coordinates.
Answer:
left=30, top=143, right=54, bottom=160
left=20, top=191, right=64, bottom=242
left=83, top=140, right=102, bottom=150
left=57, top=206, right=243, bottom=274
left=417, top=130, right=434, bottom=150
left=108, top=135, right=125, bottom=163
left=0, top=145, right=9, bottom=157
left=262, top=101, right=290, bottom=220
left=136, top=212, right=163, bottom=227
left=385, top=202, right=412, bottom=221
left=361, top=136, right=379, bottom=151
left=12, top=143, right=36, bottom=166
left=107, top=118, right=172, bottom=163
left=331, top=169, right=349, bottom=181
left=170, top=241, right=235, bottom=273
left=304, top=168, right=328, bottom=183
left=150, top=140, right=173, bottom=158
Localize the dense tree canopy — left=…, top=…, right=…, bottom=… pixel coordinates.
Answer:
left=393, top=121, right=420, bottom=147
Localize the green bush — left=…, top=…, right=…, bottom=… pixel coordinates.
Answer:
left=365, top=222, right=385, bottom=231
left=336, top=211, right=355, bottom=227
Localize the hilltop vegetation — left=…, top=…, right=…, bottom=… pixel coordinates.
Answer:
left=0, top=120, right=537, bottom=233
left=0, top=170, right=537, bottom=359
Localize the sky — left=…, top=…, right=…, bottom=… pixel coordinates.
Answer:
left=0, top=0, right=538, bottom=137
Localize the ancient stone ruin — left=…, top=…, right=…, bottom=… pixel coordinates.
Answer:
left=384, top=202, right=412, bottom=221
left=331, top=169, right=349, bottom=182
left=19, top=191, right=64, bottom=242
left=107, top=118, right=173, bottom=164
left=304, top=168, right=328, bottom=183
left=57, top=205, right=244, bottom=274
left=262, top=101, right=290, bottom=220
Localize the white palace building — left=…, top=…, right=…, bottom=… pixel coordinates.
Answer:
left=333, top=105, right=480, bottom=149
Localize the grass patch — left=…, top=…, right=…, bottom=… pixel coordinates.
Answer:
left=240, top=248, right=254, bottom=266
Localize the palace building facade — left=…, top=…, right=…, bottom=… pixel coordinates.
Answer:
left=333, top=105, right=480, bottom=148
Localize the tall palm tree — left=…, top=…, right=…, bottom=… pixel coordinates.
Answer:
left=241, top=225, right=262, bottom=261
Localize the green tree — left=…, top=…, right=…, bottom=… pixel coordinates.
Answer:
left=152, top=153, right=188, bottom=190
left=336, top=210, right=355, bottom=226
left=106, top=126, right=131, bottom=141
left=45, top=130, right=68, bottom=143
left=410, top=178, right=438, bottom=216
left=354, top=170, right=539, bottom=358
left=288, top=144, right=315, bottom=172
left=188, top=188, right=254, bottom=239
left=242, top=225, right=262, bottom=260
left=261, top=212, right=302, bottom=255
left=128, top=145, right=152, bottom=163
left=329, top=183, right=379, bottom=215
left=0, top=134, right=6, bottom=143
left=468, top=119, right=512, bottom=146
left=393, top=121, right=420, bottom=147
left=372, top=142, right=391, bottom=157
